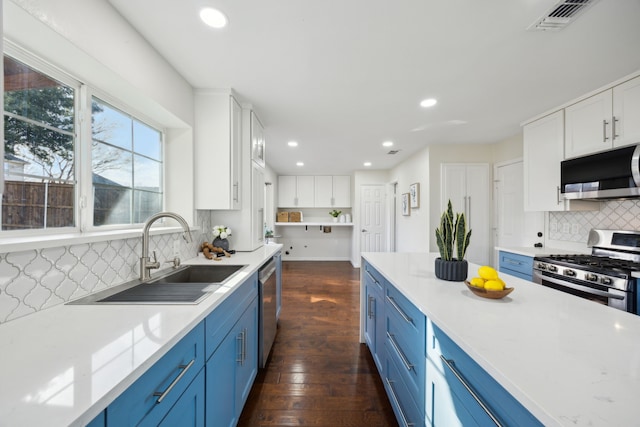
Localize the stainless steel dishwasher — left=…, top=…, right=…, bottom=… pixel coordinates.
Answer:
left=259, top=257, right=277, bottom=368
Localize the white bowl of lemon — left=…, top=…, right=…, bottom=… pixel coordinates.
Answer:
left=465, top=266, right=514, bottom=299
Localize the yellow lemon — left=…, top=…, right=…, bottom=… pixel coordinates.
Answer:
left=469, top=277, right=485, bottom=288
left=495, top=277, right=506, bottom=287
left=484, top=280, right=505, bottom=291
left=478, top=266, right=499, bottom=281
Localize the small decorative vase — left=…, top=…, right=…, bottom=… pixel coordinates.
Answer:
left=434, top=258, right=468, bottom=282
left=332, top=217, right=338, bottom=222
left=213, top=237, right=230, bottom=251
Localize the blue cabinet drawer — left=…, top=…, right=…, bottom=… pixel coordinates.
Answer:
left=384, top=346, right=425, bottom=427
left=205, top=272, right=258, bottom=359
left=430, top=324, right=543, bottom=427
left=107, top=322, right=205, bottom=427
left=364, top=260, right=385, bottom=293
left=499, top=251, right=533, bottom=280
left=385, top=283, right=426, bottom=347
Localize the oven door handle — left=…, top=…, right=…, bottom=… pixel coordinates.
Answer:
left=534, top=272, right=626, bottom=300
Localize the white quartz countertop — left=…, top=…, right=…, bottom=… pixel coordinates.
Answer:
left=495, top=246, right=590, bottom=257
left=0, top=244, right=282, bottom=427
left=362, top=252, right=640, bottom=427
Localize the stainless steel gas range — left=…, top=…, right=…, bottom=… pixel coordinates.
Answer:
left=533, top=229, right=640, bottom=313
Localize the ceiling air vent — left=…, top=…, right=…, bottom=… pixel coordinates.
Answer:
left=387, top=150, right=400, bottom=155
left=528, top=0, right=599, bottom=31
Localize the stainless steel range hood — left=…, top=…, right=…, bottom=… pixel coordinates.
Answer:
left=561, top=144, right=640, bottom=200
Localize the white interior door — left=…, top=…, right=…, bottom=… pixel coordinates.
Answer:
left=360, top=185, right=386, bottom=253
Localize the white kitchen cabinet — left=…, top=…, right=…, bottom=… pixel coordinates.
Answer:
left=565, top=75, right=640, bottom=159
left=278, top=175, right=315, bottom=207
left=523, top=110, right=597, bottom=212
left=441, top=164, right=490, bottom=266
left=251, top=111, right=266, bottom=168
left=211, top=108, right=265, bottom=251
left=613, top=75, right=640, bottom=148
left=314, top=175, right=351, bottom=207
left=194, top=90, right=242, bottom=210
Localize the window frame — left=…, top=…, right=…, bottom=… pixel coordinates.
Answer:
left=83, top=90, right=166, bottom=232
left=3, top=43, right=167, bottom=237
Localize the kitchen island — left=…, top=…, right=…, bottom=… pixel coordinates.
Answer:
left=361, top=252, right=640, bottom=427
left=0, top=244, right=282, bottom=427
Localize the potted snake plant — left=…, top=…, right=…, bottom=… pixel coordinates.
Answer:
left=435, top=200, right=472, bottom=281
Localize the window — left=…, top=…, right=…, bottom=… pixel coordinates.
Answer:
left=91, top=98, right=163, bottom=226
left=2, top=55, right=77, bottom=231
left=2, top=50, right=165, bottom=234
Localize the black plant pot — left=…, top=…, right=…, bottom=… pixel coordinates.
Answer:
left=213, top=237, right=230, bottom=251
left=434, top=258, right=468, bottom=282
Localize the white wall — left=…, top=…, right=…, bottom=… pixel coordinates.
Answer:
left=388, top=148, right=431, bottom=252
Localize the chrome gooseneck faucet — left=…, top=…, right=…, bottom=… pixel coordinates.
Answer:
left=140, top=212, right=193, bottom=281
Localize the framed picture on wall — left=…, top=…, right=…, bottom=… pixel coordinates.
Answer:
left=409, top=182, right=420, bottom=208
left=402, top=193, right=410, bottom=216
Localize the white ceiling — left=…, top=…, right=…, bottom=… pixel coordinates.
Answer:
left=108, top=0, right=640, bottom=175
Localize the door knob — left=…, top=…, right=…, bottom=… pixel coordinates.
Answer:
left=361, top=229, right=368, bottom=232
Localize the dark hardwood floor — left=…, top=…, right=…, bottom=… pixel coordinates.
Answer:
left=238, top=261, right=398, bottom=426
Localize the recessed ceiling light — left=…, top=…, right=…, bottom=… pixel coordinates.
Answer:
left=288, top=141, right=298, bottom=147
left=382, top=141, right=394, bottom=147
left=296, top=162, right=304, bottom=167
left=199, top=7, right=228, bottom=28
left=420, top=98, right=437, bottom=108
left=364, top=162, right=372, bottom=167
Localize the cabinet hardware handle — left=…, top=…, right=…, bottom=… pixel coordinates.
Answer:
left=387, top=332, right=414, bottom=371
left=233, top=182, right=239, bottom=202
left=365, top=270, right=379, bottom=286
left=506, top=259, right=522, bottom=266
left=440, top=355, right=503, bottom=427
left=367, top=295, right=374, bottom=318
left=556, top=186, right=562, bottom=205
left=385, top=377, right=415, bottom=427
left=603, top=119, right=609, bottom=142
left=242, top=328, right=247, bottom=364
left=153, top=359, right=195, bottom=404
left=237, top=332, right=244, bottom=364
left=613, top=116, right=619, bottom=140
left=386, top=296, right=413, bottom=324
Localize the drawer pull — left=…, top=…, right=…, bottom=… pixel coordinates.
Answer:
left=365, top=270, right=380, bottom=286
left=386, top=296, right=413, bottom=324
left=440, top=355, right=503, bottom=427
left=387, top=332, right=414, bottom=371
left=385, top=377, right=415, bottom=427
left=505, top=259, right=522, bottom=266
left=368, top=295, right=375, bottom=319
left=153, top=359, right=195, bottom=404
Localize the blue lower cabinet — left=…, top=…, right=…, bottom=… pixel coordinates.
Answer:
left=384, top=346, right=425, bottom=427
left=159, top=369, right=205, bottom=426
left=498, top=251, right=534, bottom=281
left=107, top=323, right=205, bottom=426
left=427, top=325, right=543, bottom=427
left=205, top=295, right=259, bottom=427
left=364, top=277, right=385, bottom=375
left=86, top=411, right=105, bottom=427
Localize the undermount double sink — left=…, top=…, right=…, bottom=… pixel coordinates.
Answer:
left=68, top=264, right=247, bottom=305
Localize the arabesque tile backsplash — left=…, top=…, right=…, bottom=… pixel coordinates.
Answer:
left=549, top=200, right=640, bottom=242
left=0, top=211, right=213, bottom=325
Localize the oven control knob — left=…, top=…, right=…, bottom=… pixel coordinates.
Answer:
left=563, top=269, right=576, bottom=277
left=536, top=263, right=547, bottom=270
left=548, top=265, right=558, bottom=273
left=601, top=277, right=612, bottom=285
left=585, top=273, right=598, bottom=282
